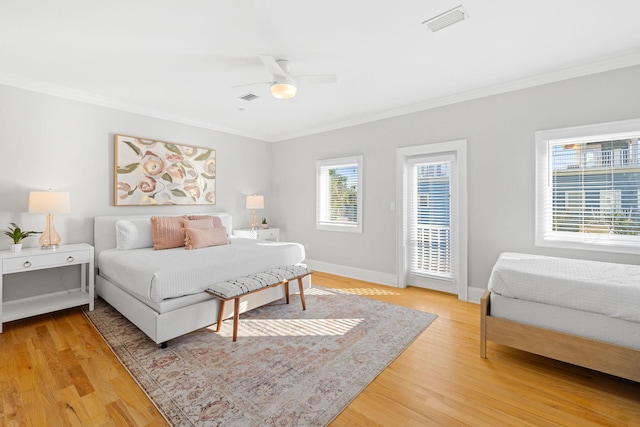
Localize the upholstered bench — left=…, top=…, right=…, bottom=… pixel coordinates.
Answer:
left=206, top=265, right=311, bottom=341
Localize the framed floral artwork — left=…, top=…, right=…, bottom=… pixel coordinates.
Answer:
left=114, top=134, right=216, bottom=206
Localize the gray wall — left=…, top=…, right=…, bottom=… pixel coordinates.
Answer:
left=271, top=65, right=640, bottom=291
left=0, top=84, right=272, bottom=250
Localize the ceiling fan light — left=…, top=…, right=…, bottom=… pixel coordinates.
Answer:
left=271, top=82, right=297, bottom=99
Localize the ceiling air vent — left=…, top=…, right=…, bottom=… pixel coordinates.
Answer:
left=239, top=93, right=259, bottom=101
left=423, top=5, right=468, bottom=32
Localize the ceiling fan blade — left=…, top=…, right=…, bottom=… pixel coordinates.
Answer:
left=295, top=74, right=338, bottom=86
left=232, top=81, right=272, bottom=89
left=258, top=54, right=287, bottom=79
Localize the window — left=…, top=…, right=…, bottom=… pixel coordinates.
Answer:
left=316, top=156, right=363, bottom=233
left=600, top=190, right=622, bottom=212
left=408, top=157, right=452, bottom=279
left=535, top=119, right=640, bottom=254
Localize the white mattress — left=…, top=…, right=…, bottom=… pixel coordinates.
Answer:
left=488, top=252, right=640, bottom=323
left=99, top=237, right=305, bottom=302
left=490, top=294, right=640, bottom=350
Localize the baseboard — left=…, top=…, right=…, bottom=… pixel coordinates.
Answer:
left=305, top=259, right=398, bottom=287
left=306, top=259, right=485, bottom=303
left=466, top=287, right=485, bottom=304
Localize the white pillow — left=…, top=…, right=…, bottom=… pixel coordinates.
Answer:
left=115, top=219, right=154, bottom=250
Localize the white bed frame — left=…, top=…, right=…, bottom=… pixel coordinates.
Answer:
left=94, top=212, right=309, bottom=346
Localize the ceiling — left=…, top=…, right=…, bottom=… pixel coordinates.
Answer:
left=2, top=1, right=640, bottom=142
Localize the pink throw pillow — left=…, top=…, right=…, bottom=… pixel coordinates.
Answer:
left=187, top=215, right=223, bottom=228
left=151, top=216, right=187, bottom=250
left=184, top=226, right=230, bottom=250
left=183, top=218, right=213, bottom=230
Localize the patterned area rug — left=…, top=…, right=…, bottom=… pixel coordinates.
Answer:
left=84, top=285, right=437, bottom=426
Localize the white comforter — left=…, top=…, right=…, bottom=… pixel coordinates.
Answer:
left=99, top=237, right=305, bottom=302
left=488, top=252, right=640, bottom=323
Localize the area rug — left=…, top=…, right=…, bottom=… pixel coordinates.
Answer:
left=83, top=285, right=437, bottom=426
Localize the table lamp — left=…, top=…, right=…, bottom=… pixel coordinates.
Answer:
left=29, top=190, right=71, bottom=249
left=246, top=195, right=264, bottom=230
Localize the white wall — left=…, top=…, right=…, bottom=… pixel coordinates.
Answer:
left=0, top=84, right=272, bottom=250
left=3, top=65, right=640, bottom=296
left=271, top=65, right=640, bottom=292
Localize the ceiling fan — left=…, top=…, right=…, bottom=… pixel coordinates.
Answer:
left=235, top=55, right=337, bottom=100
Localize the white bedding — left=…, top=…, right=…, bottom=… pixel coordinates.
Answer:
left=99, top=237, right=305, bottom=302
left=490, top=293, right=640, bottom=350
left=488, top=252, right=640, bottom=323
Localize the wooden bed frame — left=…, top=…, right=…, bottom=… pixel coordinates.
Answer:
left=480, top=290, right=640, bottom=383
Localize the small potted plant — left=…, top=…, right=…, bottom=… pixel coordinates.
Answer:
left=261, top=218, right=269, bottom=229
left=4, top=222, right=40, bottom=252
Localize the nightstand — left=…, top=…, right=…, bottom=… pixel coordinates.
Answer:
left=233, top=228, right=280, bottom=242
left=0, top=243, right=94, bottom=333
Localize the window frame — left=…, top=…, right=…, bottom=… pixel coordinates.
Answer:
left=315, top=155, right=363, bottom=233
left=395, top=139, right=468, bottom=298
left=535, top=118, right=640, bottom=254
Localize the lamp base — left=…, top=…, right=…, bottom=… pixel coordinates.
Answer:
left=41, top=244, right=59, bottom=250
left=40, top=213, right=62, bottom=249
left=251, top=209, right=259, bottom=230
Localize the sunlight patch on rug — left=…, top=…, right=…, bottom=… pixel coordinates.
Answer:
left=210, top=318, right=365, bottom=338
left=332, top=287, right=403, bottom=296
left=84, top=285, right=437, bottom=426
left=302, top=287, right=336, bottom=295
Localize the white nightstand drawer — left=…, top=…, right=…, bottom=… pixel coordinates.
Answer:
left=3, top=249, right=90, bottom=273
left=260, top=230, right=278, bottom=240
left=233, top=228, right=280, bottom=241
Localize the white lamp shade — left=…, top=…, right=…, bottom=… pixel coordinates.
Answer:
left=246, top=195, right=264, bottom=210
left=29, top=191, right=71, bottom=213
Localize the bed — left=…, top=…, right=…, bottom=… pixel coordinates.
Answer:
left=94, top=212, right=310, bottom=345
left=480, top=252, right=640, bottom=382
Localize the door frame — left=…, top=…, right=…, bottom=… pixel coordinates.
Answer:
left=395, top=140, right=468, bottom=300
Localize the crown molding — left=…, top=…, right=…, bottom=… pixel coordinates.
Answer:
left=273, top=50, right=640, bottom=142
left=0, top=72, right=266, bottom=141
left=2, top=49, right=640, bottom=144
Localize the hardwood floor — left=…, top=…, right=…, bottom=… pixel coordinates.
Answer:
left=2, top=272, right=639, bottom=426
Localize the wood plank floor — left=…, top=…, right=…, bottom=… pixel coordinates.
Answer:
left=1, top=272, right=639, bottom=426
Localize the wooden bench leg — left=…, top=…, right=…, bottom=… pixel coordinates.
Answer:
left=284, top=281, right=290, bottom=304
left=208, top=270, right=311, bottom=342
left=216, top=300, right=226, bottom=332
left=298, top=277, right=307, bottom=311
left=233, top=297, right=240, bottom=342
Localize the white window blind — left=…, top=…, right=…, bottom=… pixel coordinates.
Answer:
left=536, top=119, right=640, bottom=254
left=408, top=156, right=453, bottom=279
left=316, top=156, right=363, bottom=233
